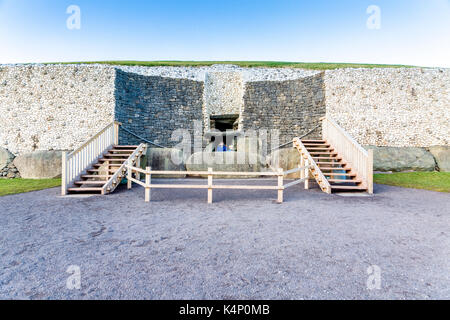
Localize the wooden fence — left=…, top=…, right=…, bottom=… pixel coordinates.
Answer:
left=126, top=163, right=311, bottom=204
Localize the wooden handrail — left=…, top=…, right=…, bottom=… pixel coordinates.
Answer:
left=293, top=137, right=332, bottom=194
left=322, top=115, right=373, bottom=194
left=61, top=120, right=119, bottom=195
left=102, top=143, right=147, bottom=194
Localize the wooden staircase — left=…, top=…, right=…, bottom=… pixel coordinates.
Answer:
left=300, top=139, right=367, bottom=192
left=67, top=144, right=146, bottom=195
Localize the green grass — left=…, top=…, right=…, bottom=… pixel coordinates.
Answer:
left=0, top=178, right=61, bottom=197
left=373, top=172, right=450, bottom=193
left=46, top=60, right=417, bottom=70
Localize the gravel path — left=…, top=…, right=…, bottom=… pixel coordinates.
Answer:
left=0, top=180, right=449, bottom=299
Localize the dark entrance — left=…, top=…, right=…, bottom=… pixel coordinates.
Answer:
left=209, top=114, right=239, bottom=132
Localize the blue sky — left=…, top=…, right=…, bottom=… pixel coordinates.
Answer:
left=0, top=0, right=449, bottom=67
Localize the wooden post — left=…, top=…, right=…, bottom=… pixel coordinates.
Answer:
left=61, top=151, right=67, bottom=196
left=300, top=157, right=305, bottom=179
left=127, top=159, right=132, bottom=189
left=304, top=159, right=309, bottom=190
left=113, top=121, right=120, bottom=145
left=277, top=168, right=283, bottom=203
left=367, top=149, right=374, bottom=194
left=145, top=166, right=151, bottom=202
left=207, top=167, right=213, bottom=204
left=136, top=156, right=141, bottom=180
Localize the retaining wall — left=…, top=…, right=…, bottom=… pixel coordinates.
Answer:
left=325, top=68, right=450, bottom=147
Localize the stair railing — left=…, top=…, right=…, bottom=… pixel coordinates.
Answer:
left=293, top=137, right=332, bottom=194
left=321, top=116, right=373, bottom=193
left=61, top=121, right=120, bottom=195
left=102, top=143, right=147, bottom=195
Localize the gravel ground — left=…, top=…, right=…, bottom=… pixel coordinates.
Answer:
left=0, top=180, right=449, bottom=300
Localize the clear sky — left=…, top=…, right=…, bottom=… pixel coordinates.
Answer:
left=0, top=0, right=449, bottom=67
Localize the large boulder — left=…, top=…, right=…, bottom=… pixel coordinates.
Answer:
left=186, top=151, right=269, bottom=178
left=364, top=146, right=436, bottom=172
left=13, top=151, right=62, bottom=179
left=428, top=146, right=450, bottom=172
left=0, top=147, right=15, bottom=171
left=267, top=148, right=301, bottom=179
left=144, top=148, right=186, bottom=178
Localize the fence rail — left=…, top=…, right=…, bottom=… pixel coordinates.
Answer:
left=126, top=165, right=310, bottom=204
left=321, top=116, right=373, bottom=194
left=61, top=121, right=120, bottom=195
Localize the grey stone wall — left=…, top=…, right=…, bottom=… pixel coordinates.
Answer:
left=242, top=73, right=326, bottom=148
left=114, top=69, right=204, bottom=147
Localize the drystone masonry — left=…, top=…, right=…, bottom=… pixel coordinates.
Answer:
left=203, top=71, right=244, bottom=131
left=114, top=69, right=204, bottom=147
left=325, top=68, right=450, bottom=147
left=1, top=64, right=449, bottom=177
left=242, top=73, right=326, bottom=148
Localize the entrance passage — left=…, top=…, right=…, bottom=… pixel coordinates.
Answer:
left=210, top=114, right=239, bottom=132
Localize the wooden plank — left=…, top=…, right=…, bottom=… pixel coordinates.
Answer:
left=149, top=184, right=209, bottom=189
left=125, top=167, right=279, bottom=176
left=129, top=177, right=146, bottom=188
left=330, top=185, right=367, bottom=190
left=208, top=168, right=213, bottom=204
left=67, top=187, right=103, bottom=192
left=74, top=181, right=106, bottom=185
left=283, top=166, right=309, bottom=175
left=61, top=151, right=67, bottom=196
left=367, top=149, right=374, bottom=194
left=213, top=185, right=279, bottom=190
left=145, top=167, right=151, bottom=202
left=277, top=168, right=283, bottom=203
left=283, top=178, right=307, bottom=189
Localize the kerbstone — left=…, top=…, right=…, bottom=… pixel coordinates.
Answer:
left=145, top=148, right=186, bottom=178
left=0, top=147, right=14, bottom=170
left=365, top=146, right=436, bottom=172
left=186, top=151, right=268, bottom=177
left=267, top=148, right=301, bottom=179
left=428, top=146, right=450, bottom=172
left=13, top=151, right=62, bottom=179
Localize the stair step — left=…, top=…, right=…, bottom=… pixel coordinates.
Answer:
left=98, top=158, right=127, bottom=162
left=113, top=145, right=139, bottom=149
left=74, top=181, right=107, bottom=185
left=109, top=149, right=136, bottom=152
left=309, top=152, right=338, bottom=155
left=87, top=169, right=119, bottom=173
left=104, top=153, right=132, bottom=157
left=323, top=173, right=356, bottom=177
left=301, top=140, right=326, bottom=143
left=328, top=179, right=362, bottom=183
left=68, top=187, right=103, bottom=192
left=303, top=144, right=330, bottom=147
left=306, top=147, right=334, bottom=151
left=320, top=167, right=352, bottom=171
left=81, top=175, right=113, bottom=179
left=317, top=161, right=347, bottom=166
left=331, top=185, right=367, bottom=191
left=95, top=161, right=124, bottom=165
left=314, top=157, right=342, bottom=160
